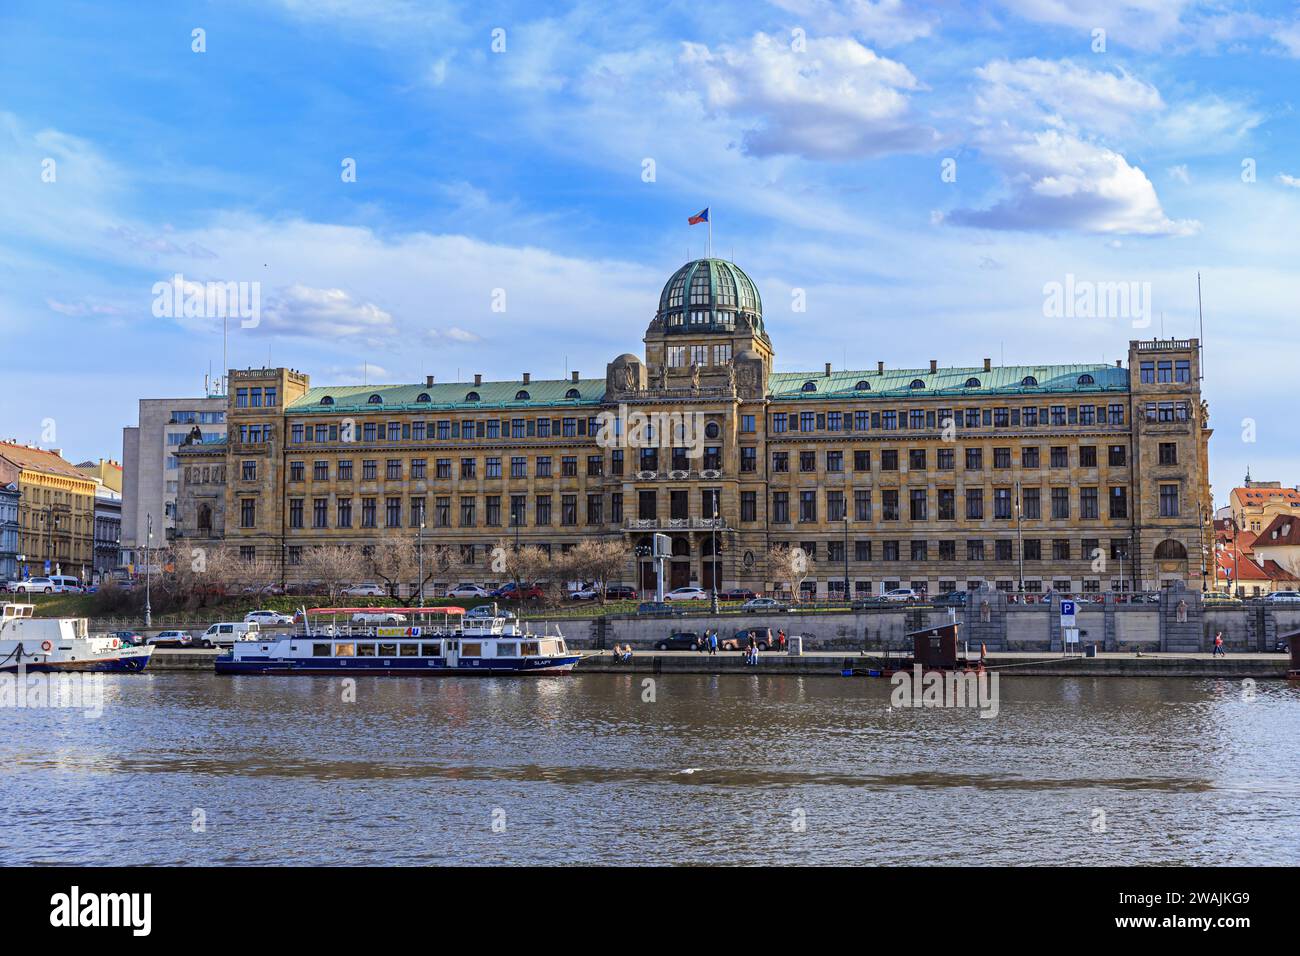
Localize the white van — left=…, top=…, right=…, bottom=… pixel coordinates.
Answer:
left=201, top=621, right=262, bottom=648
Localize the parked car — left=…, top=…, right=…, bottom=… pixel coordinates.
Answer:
left=740, top=597, right=786, bottom=611
left=447, top=583, right=491, bottom=599
left=1264, top=590, right=1300, bottom=603
left=654, top=631, right=703, bottom=651
left=720, top=588, right=757, bottom=601
left=569, top=587, right=600, bottom=601
left=108, top=630, right=145, bottom=647
left=148, top=630, right=214, bottom=649
left=351, top=611, right=408, bottom=625
left=1275, top=639, right=1291, bottom=653
left=199, top=621, right=262, bottom=648
left=880, top=588, right=922, bottom=603
left=636, top=601, right=682, bottom=616
left=932, top=591, right=968, bottom=607
left=244, top=609, right=295, bottom=626
left=721, top=627, right=774, bottom=651
left=664, top=586, right=708, bottom=602
left=490, top=581, right=544, bottom=600
left=341, top=583, right=386, bottom=597
left=603, top=585, right=637, bottom=600
left=11, top=577, right=59, bottom=593
left=852, top=597, right=893, bottom=609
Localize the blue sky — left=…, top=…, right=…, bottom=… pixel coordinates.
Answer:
left=2, top=0, right=1299, bottom=503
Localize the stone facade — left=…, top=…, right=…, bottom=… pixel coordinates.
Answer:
left=182, top=260, right=1213, bottom=596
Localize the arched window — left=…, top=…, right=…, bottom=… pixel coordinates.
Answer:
left=1021, top=376, right=1038, bottom=387
left=801, top=381, right=817, bottom=393
left=464, top=391, right=480, bottom=402
left=416, top=393, right=431, bottom=403
left=565, top=388, right=581, bottom=399
left=1154, top=539, right=1188, bottom=561
left=1077, top=374, right=1095, bottom=385
left=909, top=378, right=926, bottom=389
left=964, top=377, right=981, bottom=388
left=319, top=396, right=334, bottom=406
left=854, top=380, right=871, bottom=391
left=367, top=394, right=383, bottom=404
left=515, top=390, right=530, bottom=401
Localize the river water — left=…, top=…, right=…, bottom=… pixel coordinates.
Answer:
left=2, top=672, right=1297, bottom=866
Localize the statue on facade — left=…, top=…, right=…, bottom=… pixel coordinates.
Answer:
left=657, top=364, right=668, bottom=390
left=726, top=361, right=736, bottom=392
left=690, top=362, right=701, bottom=391
left=622, top=364, right=636, bottom=391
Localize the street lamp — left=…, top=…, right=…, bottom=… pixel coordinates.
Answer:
left=417, top=521, right=426, bottom=607
left=842, top=511, right=850, bottom=606
left=144, top=513, right=153, bottom=627
left=709, top=499, right=719, bottom=613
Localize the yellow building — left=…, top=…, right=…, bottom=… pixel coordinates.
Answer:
left=181, top=258, right=1215, bottom=597
left=76, top=457, right=124, bottom=494
left=1228, top=479, right=1300, bottom=534
left=0, top=442, right=98, bottom=580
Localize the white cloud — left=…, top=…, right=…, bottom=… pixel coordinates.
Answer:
left=261, top=285, right=396, bottom=342
left=1153, top=95, right=1263, bottom=152
left=768, top=0, right=935, bottom=46
left=679, top=32, right=939, bottom=160
left=1278, top=173, right=1300, bottom=188
left=995, top=0, right=1193, bottom=48
left=972, top=58, right=1163, bottom=137
left=1168, top=164, right=1190, bottom=184
left=951, top=128, right=1200, bottom=236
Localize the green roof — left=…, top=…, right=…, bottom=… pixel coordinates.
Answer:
left=286, top=378, right=604, bottom=414
left=768, top=363, right=1128, bottom=400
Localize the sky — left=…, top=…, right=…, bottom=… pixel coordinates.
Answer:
left=1, top=0, right=1298, bottom=504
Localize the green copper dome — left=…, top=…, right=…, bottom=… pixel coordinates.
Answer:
left=656, top=258, right=763, bottom=335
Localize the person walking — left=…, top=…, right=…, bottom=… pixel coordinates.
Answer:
left=1213, top=631, right=1226, bottom=657
left=708, top=629, right=718, bottom=655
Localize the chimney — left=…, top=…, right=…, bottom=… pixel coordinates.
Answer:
left=929, top=359, right=937, bottom=373
left=522, top=372, right=531, bottom=384
left=1115, top=359, right=1122, bottom=367
left=877, top=361, right=885, bottom=374
left=571, top=370, right=580, bottom=383
left=474, top=373, right=482, bottom=386
left=824, top=362, right=832, bottom=376
left=983, top=358, right=992, bottom=372
left=425, top=375, right=434, bottom=387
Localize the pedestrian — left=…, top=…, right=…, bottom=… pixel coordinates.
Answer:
left=1213, top=631, right=1226, bottom=657
left=708, top=630, right=718, bottom=655
left=777, top=629, right=787, bottom=651
left=980, top=642, right=987, bottom=662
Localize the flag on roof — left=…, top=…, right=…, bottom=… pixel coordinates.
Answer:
left=688, top=207, right=709, bottom=225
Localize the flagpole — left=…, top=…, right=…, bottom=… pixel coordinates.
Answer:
left=708, top=211, right=712, bottom=259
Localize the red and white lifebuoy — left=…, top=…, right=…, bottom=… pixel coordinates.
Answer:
left=40, top=640, right=52, bottom=652
left=111, top=637, right=120, bottom=648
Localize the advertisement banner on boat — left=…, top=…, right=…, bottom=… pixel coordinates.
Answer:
left=376, top=626, right=421, bottom=638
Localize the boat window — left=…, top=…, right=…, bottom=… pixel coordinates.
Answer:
left=420, top=643, right=441, bottom=656
left=540, top=640, right=558, bottom=656
left=462, top=642, right=482, bottom=657
left=496, top=643, right=518, bottom=657
left=557, top=640, right=567, bottom=654
left=312, top=643, right=332, bottom=657
left=399, top=643, right=420, bottom=657
left=356, top=644, right=376, bottom=657
left=378, top=643, right=397, bottom=656
left=335, top=643, right=355, bottom=657
left=522, top=642, right=539, bottom=656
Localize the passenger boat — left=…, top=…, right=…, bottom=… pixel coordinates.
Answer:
left=0, top=602, right=154, bottom=672
left=213, top=606, right=581, bottom=675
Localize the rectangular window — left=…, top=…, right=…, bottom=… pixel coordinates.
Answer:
left=460, top=497, right=476, bottom=527
left=965, top=448, right=982, bottom=471
left=536, top=495, right=552, bottom=525
left=772, top=452, right=789, bottom=473
left=965, top=488, right=983, bottom=520
left=1159, top=484, right=1180, bottom=517
left=1050, top=446, right=1068, bottom=468
left=854, top=450, right=871, bottom=471
left=828, top=490, right=845, bottom=521
left=994, top=488, right=1012, bottom=520
left=362, top=460, right=378, bottom=481
left=386, top=497, right=401, bottom=527
left=561, top=495, right=578, bottom=526
left=881, top=450, right=899, bottom=471
left=910, top=489, right=927, bottom=521
left=361, top=498, right=376, bottom=528
left=485, top=496, right=501, bottom=526
left=772, top=492, right=789, bottom=524
left=740, top=447, right=757, bottom=473
left=827, top=450, right=844, bottom=473
left=486, top=457, right=502, bottom=479
left=854, top=489, right=871, bottom=521
left=1051, top=487, right=1070, bottom=520
left=740, top=491, right=757, bottom=522
left=289, top=498, right=303, bottom=529
left=882, top=489, right=899, bottom=521
left=1159, top=442, right=1177, bottom=465
left=337, top=497, right=353, bottom=528
left=800, top=451, right=816, bottom=473
left=799, top=491, right=817, bottom=523
left=1109, top=445, right=1127, bottom=467
left=1080, top=487, right=1099, bottom=519
left=1023, top=487, right=1040, bottom=520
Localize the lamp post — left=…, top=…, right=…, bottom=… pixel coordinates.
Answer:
left=1014, top=480, right=1025, bottom=596
left=144, top=513, right=153, bottom=627
left=842, top=511, right=850, bottom=606
left=709, top=500, right=719, bottom=613
left=417, top=521, right=426, bottom=607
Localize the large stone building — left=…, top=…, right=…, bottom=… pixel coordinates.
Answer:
left=121, top=396, right=227, bottom=567
left=0, top=442, right=98, bottom=581
left=1228, top=477, right=1300, bottom=534
left=179, top=258, right=1214, bottom=596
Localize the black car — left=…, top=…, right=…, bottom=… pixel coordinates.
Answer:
left=637, top=601, right=681, bottom=616
left=720, top=588, right=757, bottom=601
left=604, top=585, right=637, bottom=600
left=1276, top=639, right=1292, bottom=654
left=932, top=592, right=968, bottom=607
left=654, top=631, right=703, bottom=651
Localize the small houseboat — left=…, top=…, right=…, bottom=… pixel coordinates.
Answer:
left=0, top=602, right=154, bottom=672
left=214, top=606, right=580, bottom=675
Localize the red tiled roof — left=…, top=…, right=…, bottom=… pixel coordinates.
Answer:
left=1260, top=559, right=1300, bottom=583
left=1216, top=550, right=1269, bottom=581
left=1232, top=486, right=1300, bottom=503
left=1256, top=514, right=1300, bottom=547
left=0, top=442, right=91, bottom=481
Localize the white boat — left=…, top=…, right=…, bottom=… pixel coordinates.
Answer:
left=215, top=606, right=580, bottom=675
left=0, top=603, right=154, bottom=672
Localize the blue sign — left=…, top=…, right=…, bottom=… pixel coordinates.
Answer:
left=1060, top=599, right=1076, bottom=617
left=44, top=560, right=51, bottom=573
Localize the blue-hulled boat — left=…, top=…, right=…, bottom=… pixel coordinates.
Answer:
left=0, top=602, right=154, bottom=672
left=214, top=605, right=580, bottom=675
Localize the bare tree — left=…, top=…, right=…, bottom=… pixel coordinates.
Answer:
left=301, top=545, right=366, bottom=603
left=367, top=536, right=418, bottom=599
left=566, top=539, right=632, bottom=604
left=769, top=545, right=810, bottom=603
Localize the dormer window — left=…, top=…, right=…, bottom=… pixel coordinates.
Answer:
left=515, top=390, right=530, bottom=401
left=319, top=396, right=334, bottom=406
left=465, top=391, right=481, bottom=402
left=1077, top=374, right=1095, bottom=385
left=965, top=377, right=981, bottom=388
left=565, top=388, right=581, bottom=399
left=801, top=381, right=817, bottom=393
left=416, top=393, right=431, bottom=403
left=1021, top=376, right=1038, bottom=387
left=854, top=380, right=871, bottom=391
left=909, top=379, right=926, bottom=389
left=367, top=394, right=383, bottom=404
